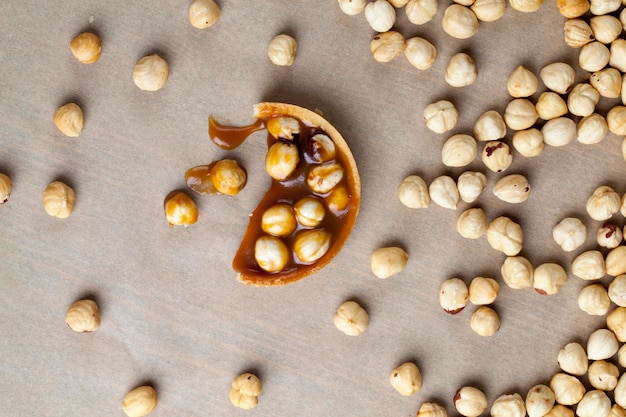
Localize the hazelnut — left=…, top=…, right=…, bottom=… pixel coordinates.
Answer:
left=609, top=274, right=626, bottom=306
left=568, top=83, right=600, bottom=117
left=389, top=362, right=423, bottom=396
left=333, top=300, right=369, bottom=336
left=364, top=0, right=396, bottom=32
left=43, top=181, right=75, bottom=219
left=607, top=307, right=626, bottom=342
left=307, top=162, right=344, bottom=194
left=589, top=0, right=620, bottom=15
left=417, top=402, right=448, bottom=417
left=338, top=0, right=367, bottom=15
left=254, top=235, right=289, bottom=273
left=610, top=39, right=626, bottom=72
left=501, top=256, right=533, bottom=289
left=209, top=159, right=246, bottom=195
left=53, top=102, right=84, bottom=137
left=493, top=174, right=531, bottom=204
left=606, top=246, right=626, bottom=276
left=557, top=0, right=590, bottom=18
left=304, top=133, right=335, bottom=162
left=424, top=100, right=458, bottom=134
left=564, top=19, right=594, bottom=48
left=132, top=54, right=169, bottom=91
left=504, top=98, right=538, bottom=131
left=507, top=65, right=538, bottom=98
left=398, top=175, right=430, bottom=209
left=442, top=4, right=480, bottom=39
left=266, top=142, right=300, bottom=180
left=512, top=128, right=545, bottom=157
left=439, top=277, right=469, bottom=314
left=577, top=113, right=608, bottom=145
left=454, top=386, right=488, bottom=417
left=588, top=360, right=619, bottom=391
left=578, top=284, right=610, bottom=316
left=536, top=92, right=568, bottom=120
left=294, top=197, right=325, bottom=227
left=607, top=106, right=626, bottom=135
left=586, top=185, right=620, bottom=221
left=491, top=393, right=526, bottom=417
left=597, top=222, right=622, bottom=249
left=325, top=186, right=350, bottom=213
left=576, top=390, right=611, bottom=417
left=470, top=306, right=500, bottom=336
left=558, top=342, right=588, bottom=376
left=69, top=32, right=101, bottom=64
left=552, top=217, right=586, bottom=252
left=590, top=15, right=621, bottom=44
left=540, top=62, right=576, bottom=94
left=533, top=263, right=567, bottom=295
left=122, top=385, right=158, bottom=417
left=441, top=134, right=478, bottom=167
left=267, top=116, right=301, bottom=141
left=445, top=52, right=478, bottom=87
left=406, top=0, right=438, bottom=24
left=468, top=276, right=499, bottom=305
left=482, top=140, right=512, bottom=173
left=486, top=216, right=523, bottom=256
left=370, top=31, right=406, bottom=63
left=0, top=173, right=12, bottom=204
left=579, top=41, right=610, bottom=72
left=550, top=373, right=585, bottom=405
left=474, top=110, right=506, bottom=142
left=429, top=175, right=459, bottom=209
left=471, top=0, right=506, bottom=21
left=188, top=0, right=221, bottom=29
left=590, top=68, right=621, bottom=99
left=525, top=385, right=555, bottom=417
left=587, top=328, right=618, bottom=360
left=163, top=191, right=197, bottom=227
left=457, top=171, right=487, bottom=203
left=65, top=299, right=101, bottom=333
left=456, top=207, right=488, bottom=239
left=405, top=37, right=438, bottom=70
left=261, top=204, right=297, bottom=237
left=541, top=117, right=577, bottom=147
left=370, top=246, right=408, bottom=279
left=229, top=373, right=262, bottom=410
left=293, top=229, right=331, bottom=263
left=509, top=0, right=543, bottom=12
left=268, top=34, right=297, bottom=66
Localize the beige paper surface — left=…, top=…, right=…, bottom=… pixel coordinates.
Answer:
left=0, top=1, right=622, bottom=416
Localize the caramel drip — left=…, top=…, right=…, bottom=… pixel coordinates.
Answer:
left=208, top=116, right=264, bottom=150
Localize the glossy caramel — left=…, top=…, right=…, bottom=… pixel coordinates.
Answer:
left=209, top=106, right=360, bottom=286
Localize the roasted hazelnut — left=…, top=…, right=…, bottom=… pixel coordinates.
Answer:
left=69, top=32, right=101, bottom=64
left=504, top=98, right=538, bottom=131
left=468, top=276, right=499, bottom=305
left=609, top=274, right=626, bottom=306
left=254, top=235, right=289, bottom=273
left=507, top=65, right=538, bottom=98
left=405, top=36, right=438, bottom=70
left=564, top=19, right=594, bottom=48
left=578, top=284, right=610, bottom=316
left=474, top=110, right=506, bottom=142
left=576, top=390, right=611, bottom=417
left=442, top=4, right=480, bottom=39
left=266, top=142, right=300, bottom=180
left=123, top=385, right=158, bottom=417
left=540, top=62, right=576, bottom=94
left=53, top=102, right=84, bottom=137
left=43, top=181, right=75, bottom=219
left=552, top=217, right=586, bottom=252
left=261, top=204, right=297, bottom=237
left=326, top=185, right=350, bottom=212
left=607, top=247, right=626, bottom=276
left=267, top=116, right=300, bottom=141
left=512, top=128, right=544, bottom=157
left=406, top=0, right=438, bottom=24
left=370, top=31, right=406, bottom=63
left=229, top=373, right=262, bottom=410
left=307, top=162, right=344, bottom=194
left=0, top=173, right=12, bottom=204
left=65, top=299, right=101, bottom=333
left=364, top=0, right=396, bottom=32
left=416, top=402, right=448, bottom=417
left=293, top=229, right=331, bottom=263
left=163, top=191, right=197, bottom=227
left=441, top=134, right=478, bottom=167
left=294, top=197, right=325, bottom=227
left=588, top=360, right=619, bottom=391
left=209, top=159, right=246, bottom=195
left=586, top=185, right=620, bottom=221
left=424, top=100, right=458, bottom=134
left=607, top=307, right=626, bottom=342
left=304, top=133, right=335, bottom=162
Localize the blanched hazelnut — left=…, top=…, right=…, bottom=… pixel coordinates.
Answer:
left=325, top=186, right=350, bottom=213
left=576, top=390, right=611, bottom=417
left=542, top=117, right=577, bottom=147
left=429, top=176, right=459, bottom=209
left=609, top=404, right=626, bottom=417
left=509, top=0, right=543, bottom=12
left=607, top=105, right=626, bottom=135
left=616, top=374, right=626, bottom=409
left=304, top=133, right=336, bottom=162
left=398, top=175, right=430, bottom=208
left=389, top=362, right=423, bottom=396
left=491, top=393, right=526, bottom=417
left=261, top=204, right=297, bottom=237
left=364, top=0, right=396, bottom=32
left=590, top=68, right=621, bottom=98
left=578, top=284, right=610, bottom=315
left=558, top=342, right=588, bottom=375
left=65, top=299, right=101, bottom=332
left=568, top=83, right=600, bottom=117
left=493, top=174, right=531, bottom=204
left=456, top=207, right=488, bottom=239
left=610, top=39, right=626, bottom=72
left=590, top=15, right=622, bottom=44
left=294, top=197, right=325, bottom=227
left=471, top=0, right=506, bottom=21
left=405, top=37, right=438, bottom=70
left=210, top=159, right=246, bottom=195
left=254, top=235, right=289, bottom=273
left=589, top=0, right=621, bottom=15
left=266, top=142, right=300, bottom=180
left=370, top=246, right=408, bottom=279
left=188, top=0, right=221, bottom=29
left=586, top=186, right=620, bottom=221
left=454, top=386, right=488, bottom=417
left=557, top=0, right=591, bottom=18
left=552, top=217, right=586, bottom=252
left=579, top=42, right=610, bottom=72
left=294, top=229, right=331, bottom=263
left=597, top=222, right=622, bottom=249
left=609, top=274, right=626, bottom=306
left=468, top=276, right=499, bottom=305
left=268, top=34, right=297, bottom=66
left=424, top=100, right=458, bottom=133
left=487, top=216, right=523, bottom=256
left=229, top=373, right=262, bottom=410
left=0, top=173, right=12, bottom=204
left=533, top=263, right=567, bottom=295
left=536, top=92, right=568, bottom=121
left=69, top=32, right=101, bottom=64
left=512, top=128, right=544, bottom=157
left=606, top=246, right=626, bottom=276
left=550, top=373, right=585, bottom=405
left=338, top=0, right=367, bottom=15
left=44, top=181, right=75, bottom=219
left=53, top=102, right=84, bottom=137
left=457, top=171, right=487, bottom=203
left=564, top=19, right=595, bottom=48
left=470, top=306, right=500, bottom=336
left=405, top=0, right=439, bottom=24
left=576, top=251, right=607, bottom=281
left=370, top=31, right=405, bottom=63
left=607, top=307, right=626, bottom=342
left=445, top=53, right=477, bottom=87
left=123, top=386, right=158, bottom=417
left=482, top=141, right=512, bottom=173
left=442, top=4, right=479, bottom=39
left=388, top=0, right=409, bottom=6
left=541, top=62, right=576, bottom=94
left=504, top=98, right=538, bottom=131
left=577, top=113, right=608, bottom=144
left=417, top=402, right=448, bottom=417
left=439, top=277, right=469, bottom=314
left=267, top=116, right=301, bottom=141
left=508, top=65, right=538, bottom=98
left=587, top=328, right=618, bottom=360
left=526, top=385, right=555, bottom=417
left=442, top=134, right=477, bottom=167
left=501, top=256, right=533, bottom=289
left=473, top=110, right=506, bottom=142
left=132, top=54, right=169, bottom=91
left=588, top=360, right=619, bottom=391
left=333, top=300, right=369, bottom=336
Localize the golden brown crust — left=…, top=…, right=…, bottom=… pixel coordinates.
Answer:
left=236, top=102, right=361, bottom=286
